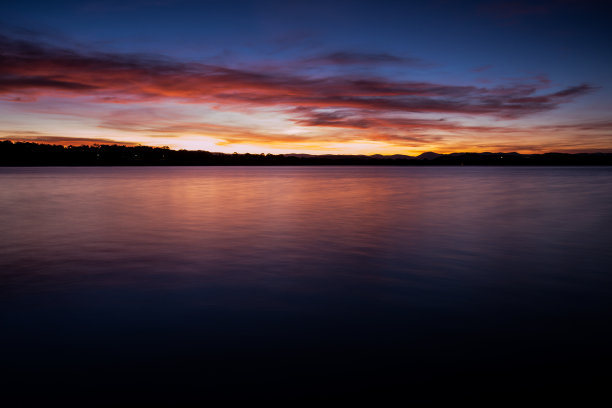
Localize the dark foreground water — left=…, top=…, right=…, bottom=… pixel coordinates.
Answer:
left=1, top=166, right=612, bottom=403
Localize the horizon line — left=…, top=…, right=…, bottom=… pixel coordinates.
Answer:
left=2, top=139, right=612, bottom=157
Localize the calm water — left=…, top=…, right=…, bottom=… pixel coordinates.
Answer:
left=1, top=166, right=612, bottom=402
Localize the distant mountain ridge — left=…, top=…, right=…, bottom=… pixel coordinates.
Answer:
left=1, top=140, right=611, bottom=166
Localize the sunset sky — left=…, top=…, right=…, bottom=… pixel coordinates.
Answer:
left=1, top=0, right=611, bottom=155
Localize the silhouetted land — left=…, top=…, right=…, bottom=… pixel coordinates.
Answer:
left=1, top=140, right=611, bottom=166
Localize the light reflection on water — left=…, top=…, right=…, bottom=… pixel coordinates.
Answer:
left=1, top=166, right=611, bottom=401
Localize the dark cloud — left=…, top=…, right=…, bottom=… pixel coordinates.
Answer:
left=290, top=107, right=514, bottom=135
left=302, top=51, right=425, bottom=66
left=551, top=84, right=595, bottom=98
left=292, top=109, right=372, bottom=129
left=0, top=75, right=98, bottom=92
left=507, top=84, right=594, bottom=107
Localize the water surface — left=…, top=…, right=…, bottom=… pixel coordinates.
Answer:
left=1, top=166, right=611, bottom=402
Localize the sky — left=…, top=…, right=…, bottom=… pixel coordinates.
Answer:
left=1, top=0, right=611, bottom=155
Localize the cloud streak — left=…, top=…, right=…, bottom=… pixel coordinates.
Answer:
left=301, top=51, right=426, bottom=66
left=0, top=34, right=594, bottom=118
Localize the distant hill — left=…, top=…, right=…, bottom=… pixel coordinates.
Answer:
left=416, top=152, right=442, bottom=160
left=1, top=140, right=611, bottom=166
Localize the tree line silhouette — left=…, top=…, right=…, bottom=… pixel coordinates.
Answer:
left=1, top=140, right=611, bottom=166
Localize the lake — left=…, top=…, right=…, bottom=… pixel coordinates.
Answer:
left=1, top=166, right=611, bottom=403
